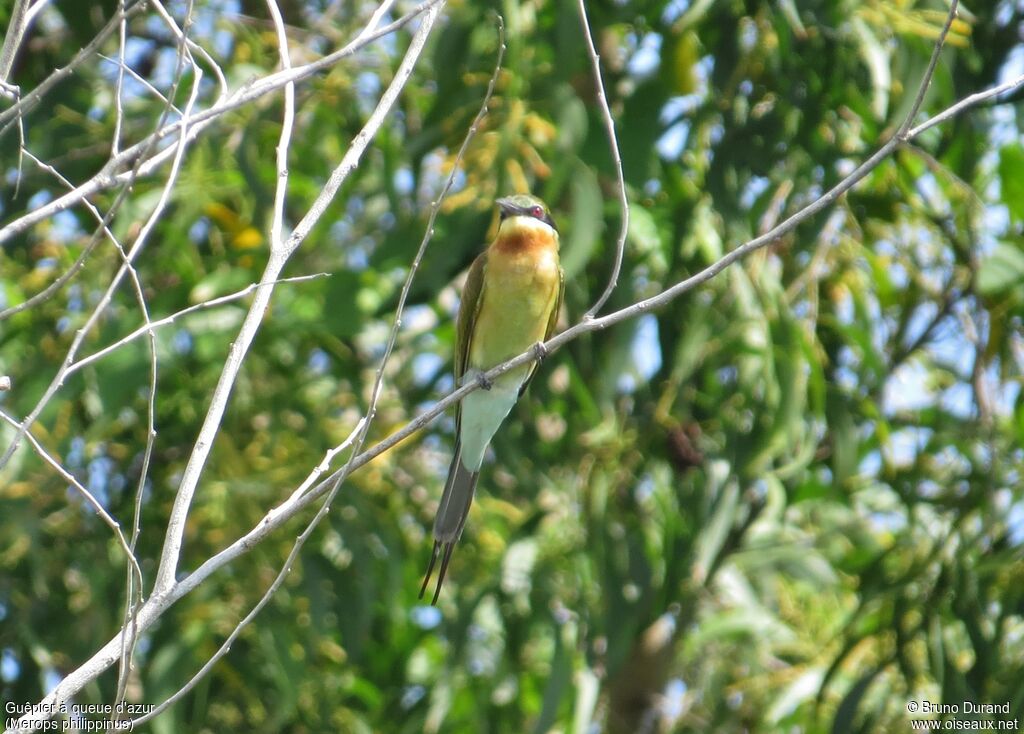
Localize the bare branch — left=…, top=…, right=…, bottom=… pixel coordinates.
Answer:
left=351, top=0, right=400, bottom=45
left=151, top=0, right=445, bottom=595
left=575, top=0, right=628, bottom=320
left=134, top=1, right=449, bottom=722
left=0, top=55, right=204, bottom=472
left=111, top=0, right=205, bottom=712
left=908, top=71, right=1024, bottom=138
left=0, top=0, right=445, bottom=245
left=6, top=0, right=451, bottom=723
left=111, top=0, right=128, bottom=156
left=267, top=0, right=296, bottom=254
left=0, top=0, right=33, bottom=84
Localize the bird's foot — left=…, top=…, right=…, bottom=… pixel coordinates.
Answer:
left=533, top=341, right=548, bottom=362
left=476, top=372, right=493, bottom=391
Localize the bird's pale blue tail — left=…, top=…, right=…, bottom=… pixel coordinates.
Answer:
left=419, top=441, right=479, bottom=605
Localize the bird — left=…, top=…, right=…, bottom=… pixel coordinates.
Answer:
left=419, top=194, right=564, bottom=605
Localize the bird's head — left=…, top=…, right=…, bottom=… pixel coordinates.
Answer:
left=495, top=194, right=558, bottom=236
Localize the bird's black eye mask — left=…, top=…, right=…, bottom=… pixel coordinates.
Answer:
left=498, top=204, right=559, bottom=234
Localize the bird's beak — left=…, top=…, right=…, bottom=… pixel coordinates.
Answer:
left=495, top=197, right=518, bottom=216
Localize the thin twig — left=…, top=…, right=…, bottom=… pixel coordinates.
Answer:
left=576, top=0, right=628, bottom=320
left=0, top=232, right=104, bottom=321
left=98, top=53, right=176, bottom=108
left=267, top=0, right=295, bottom=254
left=0, top=139, right=154, bottom=325
left=352, top=0, right=399, bottom=45
left=68, top=274, right=327, bottom=374
left=111, top=0, right=128, bottom=156
left=15, top=148, right=163, bottom=461
left=149, top=0, right=229, bottom=98
left=286, top=417, right=368, bottom=505
left=908, top=71, right=1024, bottom=138
left=17, top=149, right=133, bottom=304
left=894, top=0, right=959, bottom=139
left=0, top=0, right=147, bottom=131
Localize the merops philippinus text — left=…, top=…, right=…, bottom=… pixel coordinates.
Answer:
left=420, top=194, right=564, bottom=605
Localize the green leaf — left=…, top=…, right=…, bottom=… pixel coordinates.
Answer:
left=682, top=197, right=723, bottom=262
left=766, top=668, right=825, bottom=725
left=977, top=242, right=1024, bottom=296
left=831, top=668, right=883, bottom=734
left=561, top=163, right=605, bottom=279
left=189, top=267, right=254, bottom=304
left=851, top=17, right=891, bottom=120
left=322, top=271, right=364, bottom=339
left=627, top=202, right=660, bottom=255
left=999, top=144, right=1024, bottom=223
left=533, top=620, right=576, bottom=734
left=693, top=461, right=738, bottom=584
left=571, top=666, right=600, bottom=734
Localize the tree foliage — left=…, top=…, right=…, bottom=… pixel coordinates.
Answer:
left=1, top=0, right=1023, bottom=732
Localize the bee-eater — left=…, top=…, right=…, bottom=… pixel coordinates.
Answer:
left=419, top=194, right=564, bottom=605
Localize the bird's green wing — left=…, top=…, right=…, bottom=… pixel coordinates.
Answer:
left=547, top=266, right=564, bottom=341
left=454, top=252, right=489, bottom=426
left=519, top=265, right=563, bottom=397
